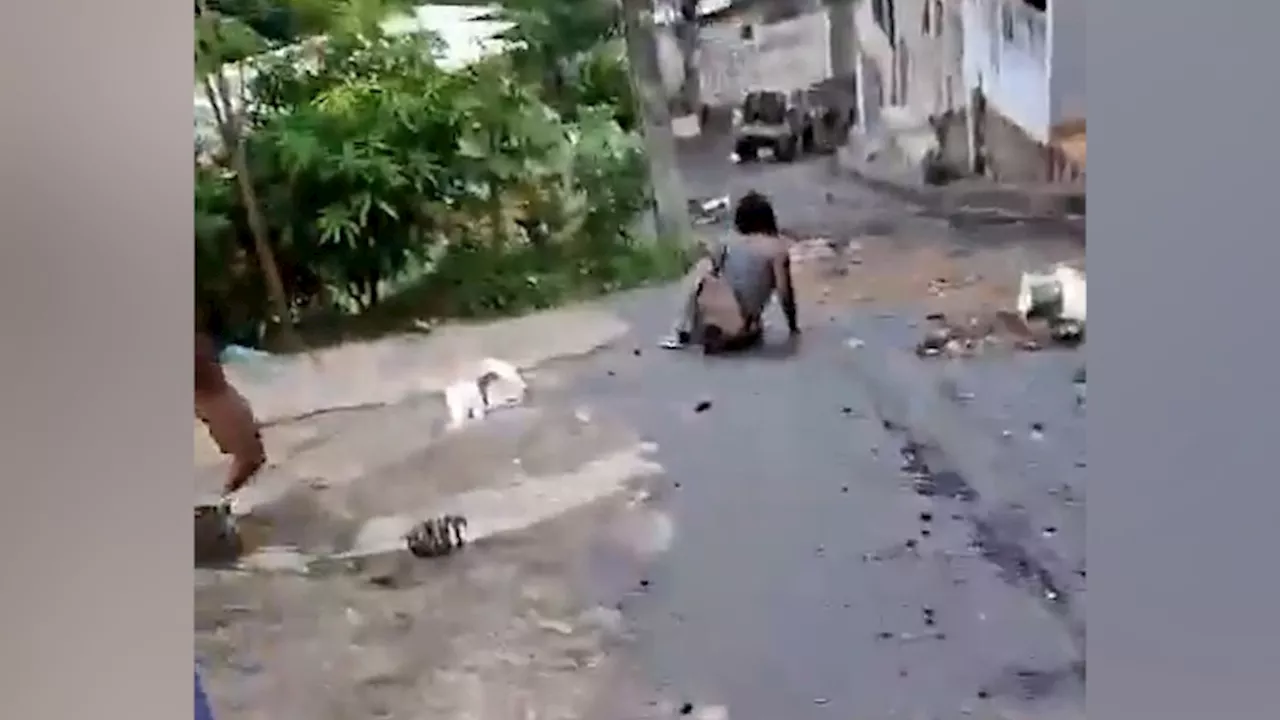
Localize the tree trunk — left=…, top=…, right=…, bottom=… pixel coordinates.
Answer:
left=619, top=0, right=693, bottom=246
left=227, top=140, right=297, bottom=345
left=197, top=1, right=300, bottom=350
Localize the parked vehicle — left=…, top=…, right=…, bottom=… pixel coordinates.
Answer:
left=732, top=87, right=851, bottom=162
left=733, top=90, right=807, bottom=162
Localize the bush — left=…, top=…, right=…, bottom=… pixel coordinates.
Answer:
left=195, top=29, right=677, bottom=348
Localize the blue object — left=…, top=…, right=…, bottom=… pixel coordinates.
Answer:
left=195, top=670, right=214, bottom=720
left=219, top=344, right=274, bottom=364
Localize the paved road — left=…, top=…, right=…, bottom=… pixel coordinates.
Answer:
left=554, top=291, right=1084, bottom=720
left=569, top=148, right=1087, bottom=720
left=196, top=145, right=1086, bottom=720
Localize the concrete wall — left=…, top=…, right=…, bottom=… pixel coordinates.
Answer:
left=853, top=0, right=896, bottom=127
left=980, top=102, right=1050, bottom=182
left=688, top=7, right=833, bottom=105
left=895, top=0, right=964, bottom=117
left=1048, top=0, right=1085, bottom=124
left=851, top=0, right=964, bottom=127
left=961, top=0, right=1050, bottom=144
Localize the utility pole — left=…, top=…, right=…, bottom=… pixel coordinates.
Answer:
left=827, top=0, right=858, bottom=131
left=619, top=0, right=694, bottom=245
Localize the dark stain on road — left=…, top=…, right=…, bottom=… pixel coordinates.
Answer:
left=556, top=284, right=1084, bottom=720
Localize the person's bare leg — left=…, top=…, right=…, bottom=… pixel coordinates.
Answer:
left=224, top=436, right=265, bottom=496
left=661, top=257, right=714, bottom=348
left=198, top=387, right=267, bottom=497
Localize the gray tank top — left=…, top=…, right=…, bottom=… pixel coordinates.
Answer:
left=714, top=232, right=778, bottom=322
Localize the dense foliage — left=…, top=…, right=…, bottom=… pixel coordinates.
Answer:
left=195, top=1, right=684, bottom=349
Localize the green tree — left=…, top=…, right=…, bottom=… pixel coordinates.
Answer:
left=194, top=0, right=415, bottom=346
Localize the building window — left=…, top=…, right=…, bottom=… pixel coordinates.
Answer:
left=740, top=23, right=754, bottom=41
left=1023, top=0, right=1046, bottom=11
left=934, top=1, right=945, bottom=36
left=921, top=2, right=931, bottom=35
left=873, top=0, right=896, bottom=46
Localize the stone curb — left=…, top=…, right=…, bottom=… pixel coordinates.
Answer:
left=832, top=148, right=1086, bottom=239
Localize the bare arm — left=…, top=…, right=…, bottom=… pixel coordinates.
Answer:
left=772, top=246, right=799, bottom=335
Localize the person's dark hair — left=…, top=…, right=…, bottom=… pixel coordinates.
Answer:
left=733, top=191, right=779, bottom=236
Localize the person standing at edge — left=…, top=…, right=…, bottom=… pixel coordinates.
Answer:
left=195, top=307, right=266, bottom=496
left=659, top=191, right=799, bottom=353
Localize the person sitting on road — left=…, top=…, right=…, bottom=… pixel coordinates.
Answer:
left=659, top=191, right=799, bottom=354
left=195, top=306, right=266, bottom=497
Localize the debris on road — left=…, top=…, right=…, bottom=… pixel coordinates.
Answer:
left=444, top=357, right=527, bottom=429
left=403, top=514, right=469, bottom=558
left=1016, top=264, right=1087, bottom=333
left=688, top=194, right=731, bottom=225
left=194, top=501, right=242, bottom=566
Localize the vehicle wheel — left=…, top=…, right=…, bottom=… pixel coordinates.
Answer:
left=735, top=137, right=758, bottom=162
left=775, top=135, right=798, bottom=162
left=801, top=124, right=816, bottom=154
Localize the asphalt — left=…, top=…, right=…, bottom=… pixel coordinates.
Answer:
left=196, top=136, right=1086, bottom=720
left=559, top=144, right=1087, bottom=720
left=554, top=289, right=1084, bottom=720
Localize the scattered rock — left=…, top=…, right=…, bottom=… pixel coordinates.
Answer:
left=919, top=511, right=933, bottom=523
left=404, top=515, right=468, bottom=558
left=915, top=328, right=951, bottom=357
left=679, top=702, right=695, bottom=715
left=694, top=399, right=713, bottom=413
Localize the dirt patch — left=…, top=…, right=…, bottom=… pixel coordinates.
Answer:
left=196, top=496, right=646, bottom=720
left=793, top=232, right=1084, bottom=324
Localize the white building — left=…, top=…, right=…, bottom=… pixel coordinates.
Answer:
left=958, top=0, right=1084, bottom=181
left=847, top=0, right=1083, bottom=183
left=656, top=0, right=833, bottom=106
